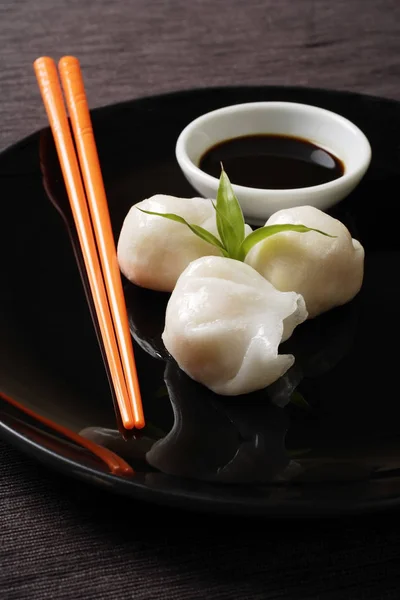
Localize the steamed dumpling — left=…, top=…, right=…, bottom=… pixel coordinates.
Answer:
left=162, top=256, right=307, bottom=396
left=117, top=194, right=252, bottom=292
left=245, top=206, right=364, bottom=318
left=117, top=195, right=219, bottom=292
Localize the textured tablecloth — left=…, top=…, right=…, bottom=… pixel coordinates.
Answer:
left=1, top=1, right=400, bottom=598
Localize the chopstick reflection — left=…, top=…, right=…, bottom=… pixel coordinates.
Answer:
left=0, top=391, right=134, bottom=476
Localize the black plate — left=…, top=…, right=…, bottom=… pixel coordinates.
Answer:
left=2, top=86, right=400, bottom=517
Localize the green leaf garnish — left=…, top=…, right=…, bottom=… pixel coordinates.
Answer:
left=239, top=224, right=336, bottom=260
left=137, top=167, right=335, bottom=262
left=290, top=391, right=311, bottom=411
left=215, top=166, right=246, bottom=259
left=137, top=208, right=228, bottom=256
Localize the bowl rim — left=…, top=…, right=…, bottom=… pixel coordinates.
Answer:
left=175, top=101, right=372, bottom=197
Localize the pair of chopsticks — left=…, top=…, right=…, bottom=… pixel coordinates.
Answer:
left=34, top=56, right=144, bottom=430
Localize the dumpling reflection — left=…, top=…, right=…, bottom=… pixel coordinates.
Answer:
left=80, top=362, right=301, bottom=484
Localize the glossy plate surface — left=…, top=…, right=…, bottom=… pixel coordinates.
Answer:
left=1, top=86, right=400, bottom=516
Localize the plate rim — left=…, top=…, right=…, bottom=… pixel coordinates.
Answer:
left=2, top=83, right=400, bottom=517
left=1, top=82, right=400, bottom=160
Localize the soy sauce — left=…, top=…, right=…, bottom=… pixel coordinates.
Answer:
left=199, top=134, right=344, bottom=189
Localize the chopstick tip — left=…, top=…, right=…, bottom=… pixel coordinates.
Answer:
left=134, top=417, right=146, bottom=430
left=33, top=56, right=55, bottom=73
left=122, top=417, right=135, bottom=430
left=34, top=56, right=52, bottom=64
left=58, top=55, right=80, bottom=70
left=122, top=418, right=145, bottom=431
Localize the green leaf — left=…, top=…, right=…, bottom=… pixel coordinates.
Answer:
left=290, top=391, right=311, bottom=411
left=137, top=208, right=228, bottom=256
left=240, top=224, right=336, bottom=259
left=215, top=167, right=246, bottom=258
left=210, top=199, right=239, bottom=256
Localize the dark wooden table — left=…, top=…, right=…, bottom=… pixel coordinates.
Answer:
left=1, top=1, right=400, bottom=598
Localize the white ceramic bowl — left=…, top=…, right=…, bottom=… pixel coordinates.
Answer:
left=175, top=102, right=371, bottom=225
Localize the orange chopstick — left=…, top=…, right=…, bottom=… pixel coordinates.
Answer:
left=58, top=56, right=144, bottom=429
left=34, top=57, right=143, bottom=430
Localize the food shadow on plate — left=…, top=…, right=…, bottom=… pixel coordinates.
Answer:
left=80, top=283, right=359, bottom=484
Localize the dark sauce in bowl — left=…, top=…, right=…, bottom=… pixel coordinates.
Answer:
left=199, top=134, right=344, bottom=189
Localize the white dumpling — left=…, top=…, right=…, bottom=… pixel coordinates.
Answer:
left=117, top=195, right=221, bottom=292
left=162, top=256, right=307, bottom=396
left=118, top=195, right=253, bottom=292
left=245, top=206, right=364, bottom=319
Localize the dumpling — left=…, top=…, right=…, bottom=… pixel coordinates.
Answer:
left=117, top=195, right=220, bottom=292
left=245, top=205, right=364, bottom=318
left=117, top=195, right=252, bottom=292
left=162, top=256, right=307, bottom=396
